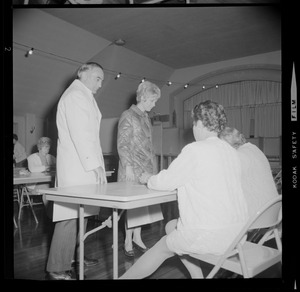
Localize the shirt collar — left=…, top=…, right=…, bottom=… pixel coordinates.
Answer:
left=130, top=104, right=148, bottom=118
left=74, top=79, right=94, bottom=98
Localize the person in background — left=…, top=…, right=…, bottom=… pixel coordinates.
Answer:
left=27, top=137, right=56, bottom=206
left=119, top=100, right=248, bottom=279
left=13, top=133, right=27, bottom=168
left=27, top=137, right=56, bottom=173
left=219, top=127, right=279, bottom=217
left=117, top=81, right=164, bottom=257
left=46, top=62, right=107, bottom=280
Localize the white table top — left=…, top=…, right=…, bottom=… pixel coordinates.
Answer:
left=40, top=181, right=177, bottom=210
left=13, top=170, right=114, bottom=185
left=13, top=171, right=56, bottom=185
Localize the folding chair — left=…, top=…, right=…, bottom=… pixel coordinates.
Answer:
left=188, top=195, right=282, bottom=278
left=274, top=170, right=282, bottom=194
left=18, top=185, right=44, bottom=224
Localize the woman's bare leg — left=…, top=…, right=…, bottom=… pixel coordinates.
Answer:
left=165, top=219, right=177, bottom=235
left=132, top=226, right=147, bottom=249
left=119, top=235, right=174, bottom=279
left=165, top=219, right=203, bottom=278
left=124, top=226, right=134, bottom=252
left=180, top=255, right=204, bottom=278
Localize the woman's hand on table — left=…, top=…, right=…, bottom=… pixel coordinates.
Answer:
left=139, top=172, right=152, bottom=184
left=125, top=165, right=135, bottom=181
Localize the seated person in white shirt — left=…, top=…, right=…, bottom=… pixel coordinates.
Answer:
left=219, top=127, right=279, bottom=218
left=27, top=137, right=56, bottom=205
left=119, top=100, right=248, bottom=279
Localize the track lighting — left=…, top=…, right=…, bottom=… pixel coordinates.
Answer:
left=17, top=43, right=225, bottom=90
left=25, top=48, right=34, bottom=57
left=115, top=72, right=121, bottom=80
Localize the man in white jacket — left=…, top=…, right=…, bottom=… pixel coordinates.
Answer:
left=46, top=62, right=107, bottom=280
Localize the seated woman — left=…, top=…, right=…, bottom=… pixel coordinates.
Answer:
left=119, top=100, right=249, bottom=279
left=27, top=137, right=56, bottom=205
left=219, top=127, right=279, bottom=217
left=27, top=137, right=56, bottom=173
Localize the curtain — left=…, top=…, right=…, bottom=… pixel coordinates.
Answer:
left=183, top=80, right=281, bottom=137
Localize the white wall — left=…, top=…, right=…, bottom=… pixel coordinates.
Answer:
left=14, top=113, right=50, bottom=156
left=13, top=9, right=111, bottom=118
left=100, top=117, right=119, bottom=155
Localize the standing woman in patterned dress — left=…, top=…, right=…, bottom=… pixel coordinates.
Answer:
left=117, top=81, right=164, bottom=257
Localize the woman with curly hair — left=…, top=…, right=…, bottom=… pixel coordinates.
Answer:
left=119, top=100, right=249, bottom=279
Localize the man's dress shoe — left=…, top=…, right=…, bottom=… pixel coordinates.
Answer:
left=72, top=257, right=99, bottom=268
left=47, top=271, right=74, bottom=280
left=83, top=257, right=99, bottom=267
left=123, top=245, right=135, bottom=257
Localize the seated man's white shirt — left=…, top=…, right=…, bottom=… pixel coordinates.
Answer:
left=148, top=137, right=248, bottom=255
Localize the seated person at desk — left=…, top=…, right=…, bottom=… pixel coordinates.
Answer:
left=219, top=127, right=279, bottom=217
left=27, top=137, right=56, bottom=204
left=27, top=137, right=56, bottom=173
left=119, top=100, right=249, bottom=279
left=13, top=133, right=27, bottom=168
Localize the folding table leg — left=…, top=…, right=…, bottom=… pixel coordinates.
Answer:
left=24, top=187, right=39, bottom=224
left=113, top=208, right=119, bottom=279
left=79, top=204, right=85, bottom=280
left=18, top=186, right=38, bottom=223
left=18, top=186, right=25, bottom=221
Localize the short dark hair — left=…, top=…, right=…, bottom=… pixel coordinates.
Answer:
left=13, top=134, right=18, bottom=140
left=191, top=100, right=227, bottom=134
left=77, top=62, right=103, bottom=79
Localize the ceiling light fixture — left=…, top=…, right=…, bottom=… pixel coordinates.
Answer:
left=25, top=48, right=34, bottom=57
left=115, top=72, right=122, bottom=80
left=114, top=39, right=126, bottom=46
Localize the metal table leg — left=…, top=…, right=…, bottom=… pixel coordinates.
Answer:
left=113, top=208, right=119, bottom=279
left=79, top=204, right=85, bottom=280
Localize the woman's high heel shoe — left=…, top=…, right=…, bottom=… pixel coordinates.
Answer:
left=132, top=241, right=149, bottom=253
left=123, top=245, right=135, bottom=257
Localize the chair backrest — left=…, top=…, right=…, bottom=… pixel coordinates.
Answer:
left=224, top=195, right=282, bottom=254
left=274, top=170, right=282, bottom=185
left=249, top=195, right=282, bottom=229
